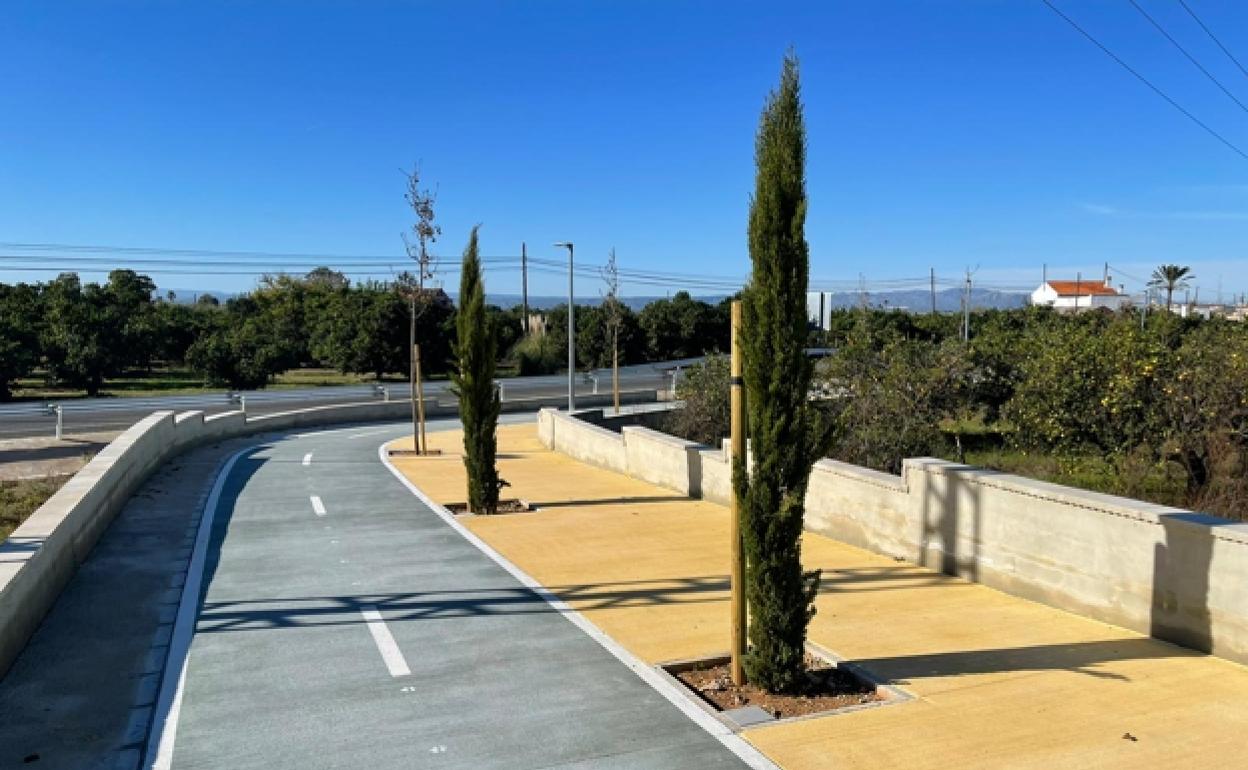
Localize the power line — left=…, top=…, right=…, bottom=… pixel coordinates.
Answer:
left=1126, top=0, right=1248, bottom=114
left=0, top=254, right=522, bottom=270
left=1177, top=0, right=1248, bottom=82
left=1040, top=0, right=1248, bottom=161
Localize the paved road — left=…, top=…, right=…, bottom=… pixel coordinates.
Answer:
left=0, top=363, right=687, bottom=441
left=0, top=416, right=750, bottom=770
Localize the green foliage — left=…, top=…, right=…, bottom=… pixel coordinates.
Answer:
left=576, top=302, right=643, bottom=369
left=735, top=53, right=827, bottom=693
left=665, top=354, right=730, bottom=446
left=186, top=296, right=298, bottom=389
left=0, top=282, right=41, bottom=400
left=1148, top=264, right=1194, bottom=311
left=40, top=271, right=158, bottom=396
left=511, top=332, right=562, bottom=376
left=310, top=284, right=454, bottom=379
left=1003, top=313, right=1164, bottom=454
left=821, top=333, right=970, bottom=474
left=638, top=291, right=728, bottom=360
left=1155, top=321, right=1248, bottom=497
left=452, top=227, right=504, bottom=514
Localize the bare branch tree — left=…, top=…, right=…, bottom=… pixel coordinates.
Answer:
left=400, top=164, right=441, bottom=453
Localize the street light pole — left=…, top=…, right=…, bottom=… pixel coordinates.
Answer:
left=555, top=242, right=575, bottom=411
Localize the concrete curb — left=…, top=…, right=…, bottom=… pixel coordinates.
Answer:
left=378, top=441, right=782, bottom=770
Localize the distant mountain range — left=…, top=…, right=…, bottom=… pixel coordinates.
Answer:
left=163, top=287, right=1030, bottom=312
left=486, top=288, right=1029, bottom=313
left=814, top=288, right=1030, bottom=313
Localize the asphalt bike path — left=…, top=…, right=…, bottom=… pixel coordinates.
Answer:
left=152, top=417, right=750, bottom=769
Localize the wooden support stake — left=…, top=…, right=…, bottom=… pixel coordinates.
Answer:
left=410, top=340, right=420, bottom=453
left=415, top=343, right=428, bottom=454
left=729, top=300, right=747, bottom=686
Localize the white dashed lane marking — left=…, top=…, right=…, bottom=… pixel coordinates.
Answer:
left=302, top=452, right=313, bottom=466
left=310, top=495, right=327, bottom=517
left=360, top=605, right=412, bottom=677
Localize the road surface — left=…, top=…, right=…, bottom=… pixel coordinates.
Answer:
left=0, top=416, right=751, bottom=770
left=0, top=362, right=690, bottom=441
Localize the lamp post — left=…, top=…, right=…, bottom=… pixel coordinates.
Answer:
left=555, top=242, right=575, bottom=411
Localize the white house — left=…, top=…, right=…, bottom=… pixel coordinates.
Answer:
left=1031, top=278, right=1128, bottom=312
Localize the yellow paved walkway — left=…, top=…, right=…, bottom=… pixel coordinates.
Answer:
left=388, top=424, right=1248, bottom=770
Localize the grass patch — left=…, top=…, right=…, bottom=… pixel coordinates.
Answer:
left=0, top=476, right=70, bottom=542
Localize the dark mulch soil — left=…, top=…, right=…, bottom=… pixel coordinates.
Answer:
left=675, top=654, right=882, bottom=719
left=446, top=499, right=533, bottom=515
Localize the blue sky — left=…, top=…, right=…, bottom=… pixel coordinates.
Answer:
left=2, top=1, right=1247, bottom=301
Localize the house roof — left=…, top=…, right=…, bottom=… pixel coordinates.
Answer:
left=1044, top=280, right=1120, bottom=297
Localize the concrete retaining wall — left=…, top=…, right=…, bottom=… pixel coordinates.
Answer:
left=0, top=391, right=657, bottom=677
left=537, top=408, right=1248, bottom=666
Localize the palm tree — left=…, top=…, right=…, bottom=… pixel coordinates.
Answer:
left=1148, top=264, right=1194, bottom=312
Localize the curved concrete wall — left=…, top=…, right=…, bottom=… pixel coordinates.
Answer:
left=538, top=408, right=1248, bottom=667
left=0, top=391, right=657, bottom=677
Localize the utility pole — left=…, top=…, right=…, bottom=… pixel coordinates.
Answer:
left=1075, top=272, right=1082, bottom=313
left=521, top=242, right=529, bottom=335
left=930, top=268, right=936, bottom=315
left=962, top=269, right=972, bottom=342
left=555, top=242, right=575, bottom=410
left=729, top=300, right=747, bottom=686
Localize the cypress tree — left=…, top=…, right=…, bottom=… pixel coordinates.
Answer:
left=453, top=226, right=503, bottom=514
left=734, top=52, right=827, bottom=693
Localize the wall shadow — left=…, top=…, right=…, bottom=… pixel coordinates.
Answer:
left=1150, top=513, right=1220, bottom=654
left=530, top=494, right=690, bottom=510
left=919, top=464, right=993, bottom=583
left=853, top=637, right=1193, bottom=686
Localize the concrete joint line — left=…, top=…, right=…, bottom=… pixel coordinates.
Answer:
left=377, top=444, right=782, bottom=770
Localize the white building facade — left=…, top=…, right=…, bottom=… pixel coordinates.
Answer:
left=1030, top=279, right=1128, bottom=312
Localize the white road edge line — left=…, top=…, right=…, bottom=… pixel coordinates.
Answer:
left=310, top=495, right=327, bottom=516
left=377, top=443, right=781, bottom=770
left=146, top=446, right=252, bottom=770
left=302, top=452, right=313, bottom=466
left=360, top=605, right=412, bottom=677
left=348, top=427, right=394, bottom=440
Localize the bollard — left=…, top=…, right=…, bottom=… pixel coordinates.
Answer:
left=499, top=381, right=506, bottom=402
left=240, top=395, right=247, bottom=416
left=383, top=386, right=390, bottom=403
left=591, top=374, right=599, bottom=395
left=54, top=404, right=63, bottom=440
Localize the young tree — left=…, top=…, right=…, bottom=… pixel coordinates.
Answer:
left=402, top=164, right=442, bottom=452
left=452, top=227, right=504, bottom=514
left=734, top=53, right=827, bottom=693
left=1149, top=264, right=1194, bottom=312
